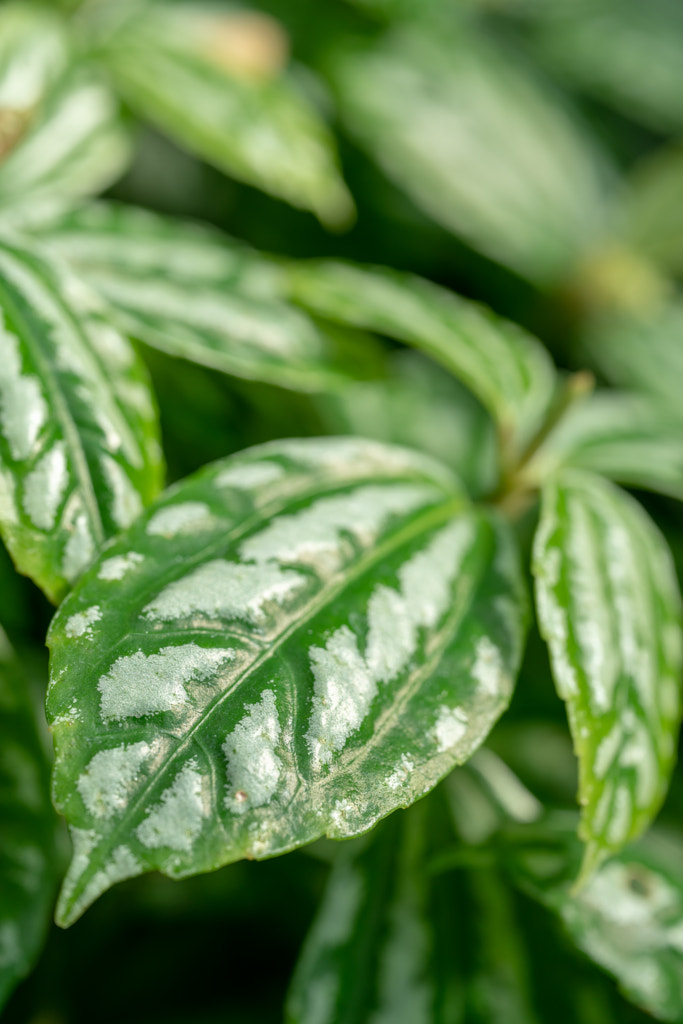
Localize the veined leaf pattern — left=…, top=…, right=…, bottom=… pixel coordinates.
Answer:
left=38, top=203, right=384, bottom=391
left=0, top=234, right=164, bottom=602
left=0, top=627, right=57, bottom=1011
left=532, top=469, right=683, bottom=875
left=283, top=258, right=556, bottom=457
left=47, top=438, right=527, bottom=926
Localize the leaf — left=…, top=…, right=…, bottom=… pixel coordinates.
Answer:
left=524, top=0, right=683, bottom=132
left=313, top=350, right=498, bottom=498
left=0, top=66, right=131, bottom=231
left=621, top=144, right=683, bottom=280
left=0, top=233, right=164, bottom=603
left=283, top=258, right=557, bottom=457
left=37, top=202, right=385, bottom=392
left=508, top=815, right=683, bottom=1023
left=581, top=301, right=683, bottom=421
left=532, top=469, right=683, bottom=876
left=526, top=391, right=683, bottom=502
left=99, top=3, right=353, bottom=226
left=330, top=24, right=610, bottom=285
left=0, top=627, right=58, bottom=1011
left=46, top=436, right=527, bottom=926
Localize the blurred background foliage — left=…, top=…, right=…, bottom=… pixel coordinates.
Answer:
left=3, top=0, right=683, bottom=1020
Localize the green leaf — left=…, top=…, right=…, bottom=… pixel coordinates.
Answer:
left=0, top=66, right=131, bottom=231
left=508, top=816, right=683, bottom=1023
left=527, top=391, right=683, bottom=502
left=0, top=233, right=164, bottom=603
left=100, top=3, right=353, bottom=227
left=621, top=144, right=683, bottom=280
left=283, top=258, right=557, bottom=457
left=532, top=470, right=683, bottom=875
left=46, top=437, right=527, bottom=926
left=37, top=203, right=385, bottom=392
left=330, top=24, right=610, bottom=284
left=0, top=627, right=58, bottom=1011
left=581, top=301, right=683, bottom=421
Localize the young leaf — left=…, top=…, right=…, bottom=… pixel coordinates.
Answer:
left=36, top=203, right=384, bottom=392
left=0, top=628, right=58, bottom=1011
left=330, top=24, right=610, bottom=284
left=527, top=391, right=683, bottom=502
left=0, top=67, right=131, bottom=231
left=0, top=234, right=164, bottom=602
left=99, top=3, right=353, bottom=227
left=47, top=437, right=527, bottom=926
left=283, top=258, right=556, bottom=457
left=532, top=469, right=683, bottom=876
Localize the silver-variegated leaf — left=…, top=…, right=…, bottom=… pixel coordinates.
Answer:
left=0, top=234, right=164, bottom=602
left=532, top=470, right=683, bottom=875
left=100, top=3, right=353, bottom=226
left=0, top=627, right=58, bottom=1011
left=47, top=437, right=527, bottom=926
left=527, top=391, right=683, bottom=501
left=330, top=24, right=611, bottom=285
left=36, top=202, right=384, bottom=392
left=283, top=258, right=556, bottom=458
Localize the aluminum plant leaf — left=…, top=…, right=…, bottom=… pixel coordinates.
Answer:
left=532, top=469, right=683, bottom=876
left=283, top=259, right=556, bottom=457
left=37, top=203, right=384, bottom=392
left=0, top=234, right=164, bottom=603
left=46, top=437, right=527, bottom=927
left=99, top=3, right=353, bottom=227
left=0, top=628, right=58, bottom=1011
left=330, top=24, right=610, bottom=285
left=526, top=392, right=683, bottom=502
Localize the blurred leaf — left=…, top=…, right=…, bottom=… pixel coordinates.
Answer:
left=532, top=470, right=683, bottom=876
left=314, top=350, right=498, bottom=497
left=581, top=301, right=683, bottom=420
left=0, top=66, right=131, bottom=231
left=521, top=0, right=683, bottom=133
left=509, top=816, right=683, bottom=1023
left=283, top=258, right=556, bottom=458
left=0, top=627, right=58, bottom=1011
left=528, top=392, right=683, bottom=502
left=331, top=24, right=610, bottom=285
left=622, top=144, right=683, bottom=280
left=0, top=233, right=163, bottom=602
left=46, top=437, right=526, bottom=926
left=38, top=202, right=385, bottom=391
left=100, top=3, right=354, bottom=226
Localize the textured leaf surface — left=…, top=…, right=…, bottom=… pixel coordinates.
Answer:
left=284, top=259, right=556, bottom=457
left=582, top=302, right=683, bottom=421
left=38, top=203, right=384, bottom=392
left=331, top=24, right=610, bottom=284
left=532, top=470, right=683, bottom=873
left=0, top=628, right=58, bottom=1010
left=47, top=437, right=526, bottom=926
left=100, top=4, right=353, bottom=226
left=0, top=234, right=163, bottom=602
left=509, top=815, right=683, bottom=1023
left=0, top=67, right=131, bottom=231
left=528, top=392, right=683, bottom=501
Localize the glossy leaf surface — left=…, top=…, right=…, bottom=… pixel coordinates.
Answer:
left=331, top=24, right=610, bottom=284
left=528, top=391, right=683, bottom=501
left=47, top=437, right=527, bottom=926
left=0, top=234, right=163, bottom=602
left=533, top=470, right=683, bottom=874
left=100, top=4, right=353, bottom=226
left=0, top=68, right=131, bottom=231
left=284, top=259, right=555, bottom=457
left=38, top=203, right=384, bottom=392
left=0, top=628, right=57, bottom=1010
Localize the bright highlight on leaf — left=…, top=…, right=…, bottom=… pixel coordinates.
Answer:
left=0, top=234, right=163, bottom=602
left=47, top=438, right=526, bottom=926
left=532, top=470, right=683, bottom=877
